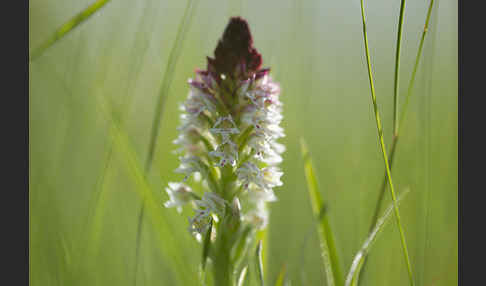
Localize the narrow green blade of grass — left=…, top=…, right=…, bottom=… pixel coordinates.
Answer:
left=345, top=189, right=410, bottom=286
left=392, top=0, right=407, bottom=135
left=133, top=1, right=199, bottom=284
left=256, top=228, right=269, bottom=281
left=300, top=138, right=344, bottom=286
left=368, top=0, right=435, bottom=251
left=367, top=0, right=434, bottom=240
left=144, top=0, right=199, bottom=172
left=255, top=240, right=265, bottom=286
left=237, top=265, right=249, bottom=286
left=202, top=218, right=213, bottom=270
left=399, top=0, right=436, bottom=131
left=358, top=1, right=415, bottom=284
left=30, top=0, right=112, bottom=61
left=96, top=94, right=195, bottom=285
left=274, top=264, right=287, bottom=286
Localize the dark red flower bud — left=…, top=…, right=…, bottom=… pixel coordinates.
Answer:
left=207, top=17, right=263, bottom=80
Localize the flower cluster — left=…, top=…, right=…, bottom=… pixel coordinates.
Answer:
left=164, top=17, right=284, bottom=239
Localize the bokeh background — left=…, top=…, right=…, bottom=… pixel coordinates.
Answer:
left=29, top=0, right=457, bottom=285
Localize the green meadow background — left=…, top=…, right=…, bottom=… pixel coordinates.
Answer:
left=29, top=0, right=457, bottom=285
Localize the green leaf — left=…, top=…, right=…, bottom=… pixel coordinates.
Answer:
left=274, top=264, right=287, bottom=286
left=144, top=0, right=199, bottom=172
left=30, top=0, right=112, bottom=61
left=300, top=138, right=344, bottom=286
left=202, top=219, right=213, bottom=270
left=344, top=189, right=410, bottom=286
left=255, top=240, right=265, bottom=286
left=95, top=95, right=195, bottom=285
left=237, top=265, right=249, bottom=286
left=231, top=225, right=252, bottom=267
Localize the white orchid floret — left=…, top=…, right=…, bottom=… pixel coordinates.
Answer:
left=188, top=192, right=227, bottom=237
left=208, top=115, right=241, bottom=167
left=196, top=192, right=227, bottom=216
left=172, top=129, right=206, bottom=155
left=270, top=141, right=286, bottom=154
left=262, top=167, right=283, bottom=188
left=236, top=162, right=263, bottom=189
left=246, top=186, right=277, bottom=203
left=245, top=76, right=280, bottom=108
left=243, top=201, right=269, bottom=230
left=186, top=89, right=217, bottom=116
left=260, top=148, right=283, bottom=166
left=177, top=112, right=207, bottom=133
left=188, top=209, right=212, bottom=238
left=258, top=76, right=280, bottom=95
left=236, top=162, right=283, bottom=193
left=246, top=133, right=283, bottom=165
left=164, top=182, right=194, bottom=213
left=174, top=156, right=207, bottom=181
left=209, top=139, right=239, bottom=167
left=210, top=115, right=240, bottom=137
left=242, top=109, right=284, bottom=140
left=247, top=132, right=270, bottom=156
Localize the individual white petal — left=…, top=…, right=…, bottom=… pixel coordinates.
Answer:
left=164, top=182, right=194, bottom=213
left=174, top=156, right=207, bottom=180
left=262, top=167, right=283, bottom=188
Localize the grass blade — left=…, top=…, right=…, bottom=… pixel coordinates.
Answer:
left=274, top=264, right=287, bottom=286
left=344, top=189, right=410, bottom=286
left=358, top=1, right=414, bottom=285
left=144, top=0, right=198, bottom=172
left=368, top=0, right=436, bottom=234
left=133, top=1, right=199, bottom=284
left=96, top=94, right=196, bottom=285
left=30, top=0, right=112, bottom=61
left=256, top=228, right=269, bottom=281
left=300, top=138, right=344, bottom=286
left=256, top=240, right=265, bottom=286
left=392, top=0, right=407, bottom=135
left=399, top=0, right=436, bottom=131
left=237, top=265, right=249, bottom=286
left=202, top=218, right=213, bottom=270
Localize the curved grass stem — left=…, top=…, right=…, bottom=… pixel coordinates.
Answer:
left=359, top=0, right=414, bottom=285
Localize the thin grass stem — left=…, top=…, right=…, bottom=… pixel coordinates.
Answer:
left=399, top=0, right=435, bottom=133
left=144, top=0, right=198, bottom=173
left=359, top=0, right=414, bottom=285
left=30, top=0, right=112, bottom=61
left=393, top=0, right=407, bottom=136
left=368, top=0, right=435, bottom=233
left=133, top=1, right=198, bottom=285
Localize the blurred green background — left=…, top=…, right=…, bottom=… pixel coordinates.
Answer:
left=29, top=0, right=457, bottom=285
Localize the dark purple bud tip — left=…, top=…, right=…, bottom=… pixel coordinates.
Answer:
left=207, top=17, right=263, bottom=80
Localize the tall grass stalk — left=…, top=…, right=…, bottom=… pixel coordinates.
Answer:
left=368, top=0, right=435, bottom=233
left=97, top=94, right=195, bottom=285
left=133, top=1, right=198, bottom=285
left=358, top=0, right=414, bottom=285
left=393, top=0, right=407, bottom=135
left=30, top=0, right=112, bottom=61
left=144, top=0, right=198, bottom=172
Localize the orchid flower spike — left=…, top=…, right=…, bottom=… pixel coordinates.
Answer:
left=164, top=16, right=285, bottom=240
